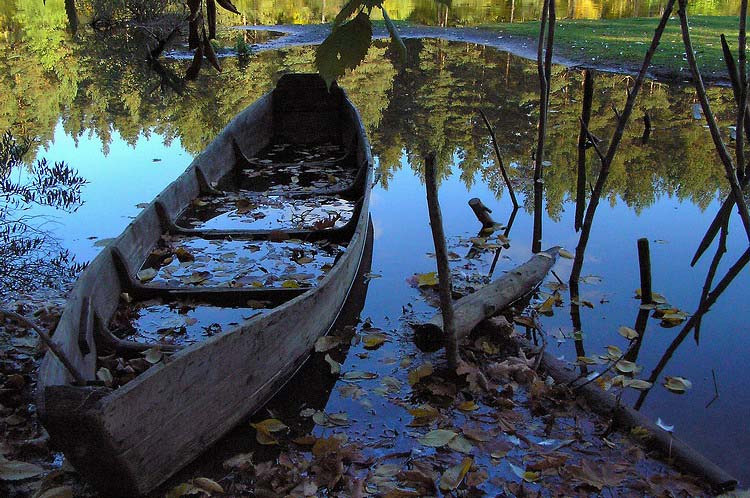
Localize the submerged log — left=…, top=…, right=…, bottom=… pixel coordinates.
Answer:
left=413, top=247, right=559, bottom=351
left=508, top=332, right=737, bottom=493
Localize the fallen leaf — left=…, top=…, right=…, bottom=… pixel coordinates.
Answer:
left=362, top=332, right=388, bottom=350
left=174, top=247, right=195, bottom=262
left=447, top=435, right=474, bottom=454
left=408, top=362, right=433, bottom=386
left=142, top=347, right=163, bottom=364
left=509, top=462, right=541, bottom=483
left=618, top=326, right=639, bottom=340
left=419, top=429, right=457, bottom=447
left=559, top=248, right=574, bottom=259
left=566, top=459, right=623, bottom=490
left=0, top=457, right=44, bottom=481
left=223, top=452, right=253, bottom=470
left=439, top=457, right=473, bottom=491
left=315, top=336, right=343, bottom=352
left=457, top=400, right=479, bottom=412
left=137, top=268, right=157, bottom=282
left=623, top=379, right=653, bottom=390
left=185, top=271, right=211, bottom=285
left=193, top=477, right=224, bottom=494
left=416, top=272, right=439, bottom=287
left=663, top=376, right=692, bottom=393
left=343, top=371, right=377, bottom=381
left=250, top=418, right=288, bottom=445
left=324, top=354, right=341, bottom=375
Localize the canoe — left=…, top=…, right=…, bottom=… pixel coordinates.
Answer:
left=36, top=73, right=373, bottom=496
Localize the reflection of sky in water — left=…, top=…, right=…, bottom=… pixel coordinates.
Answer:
left=30, top=107, right=750, bottom=484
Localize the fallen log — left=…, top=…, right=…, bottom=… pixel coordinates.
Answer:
left=413, top=247, right=559, bottom=351
left=509, top=331, right=737, bottom=493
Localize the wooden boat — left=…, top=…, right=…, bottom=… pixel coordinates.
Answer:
left=37, top=73, right=373, bottom=496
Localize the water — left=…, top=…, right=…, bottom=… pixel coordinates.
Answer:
left=3, top=9, right=749, bottom=488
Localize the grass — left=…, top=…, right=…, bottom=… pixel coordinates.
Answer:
left=481, top=16, right=746, bottom=81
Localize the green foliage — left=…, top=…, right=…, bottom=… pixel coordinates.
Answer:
left=315, top=11, right=372, bottom=88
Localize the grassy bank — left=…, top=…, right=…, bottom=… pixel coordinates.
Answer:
left=482, top=16, right=745, bottom=81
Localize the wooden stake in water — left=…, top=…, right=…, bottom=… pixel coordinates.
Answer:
left=637, top=238, right=653, bottom=305
left=424, top=152, right=460, bottom=369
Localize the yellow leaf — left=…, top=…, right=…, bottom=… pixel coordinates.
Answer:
left=457, top=401, right=479, bottom=412
left=623, top=379, right=653, bottom=390
left=250, top=418, right=288, bottom=433
left=281, top=279, right=300, bottom=288
left=363, top=333, right=388, bottom=350
left=193, top=477, right=224, bottom=494
left=559, top=248, right=574, bottom=259
left=614, top=359, right=638, bottom=374
left=408, top=362, right=434, bottom=386
left=164, top=483, right=200, bottom=498
left=509, top=462, right=541, bottom=483
left=439, top=457, right=473, bottom=491
left=416, top=272, right=439, bottom=287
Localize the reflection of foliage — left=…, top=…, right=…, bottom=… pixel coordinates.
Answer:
left=0, top=131, right=87, bottom=296
left=0, top=4, right=737, bottom=217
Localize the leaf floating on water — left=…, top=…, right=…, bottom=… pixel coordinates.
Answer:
left=618, top=326, right=639, bottom=340
left=137, top=268, right=157, bottom=282
left=142, top=347, right=163, bottom=365
left=281, top=280, right=300, bottom=288
left=623, top=378, right=653, bottom=390
left=439, top=457, right=473, bottom=491
left=324, top=354, right=341, bottom=375
left=0, top=457, right=44, bottom=481
left=343, top=370, right=378, bottom=381
left=614, top=359, right=638, bottom=374
left=577, top=356, right=600, bottom=365
left=419, top=429, right=457, bottom=447
left=509, top=462, right=541, bottom=483
left=448, top=435, right=474, bottom=454
left=408, top=404, right=439, bottom=426
left=250, top=418, right=288, bottom=445
left=580, top=275, right=602, bottom=284
left=664, top=376, right=692, bottom=393
left=362, top=332, right=388, bottom=350
left=315, top=336, right=343, bottom=352
left=408, top=362, right=434, bottom=386
left=559, top=248, right=574, bottom=259
left=185, top=271, right=211, bottom=285
left=174, top=247, right=195, bottom=262
left=457, top=400, right=479, bottom=412
left=193, top=477, right=224, bottom=494
left=416, top=271, right=439, bottom=287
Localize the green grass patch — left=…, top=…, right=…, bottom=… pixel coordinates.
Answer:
left=482, top=16, right=746, bottom=79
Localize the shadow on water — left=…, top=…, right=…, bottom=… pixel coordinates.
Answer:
left=164, top=221, right=375, bottom=489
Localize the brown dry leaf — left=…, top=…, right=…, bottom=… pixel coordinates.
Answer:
left=343, top=371, right=377, bottom=381
left=439, top=457, right=473, bottom=491
left=462, top=424, right=493, bottom=442
left=0, top=457, right=44, bottom=480
left=185, top=271, right=211, bottom=285
left=513, top=315, right=537, bottom=329
left=174, top=247, right=195, bottom=262
left=165, top=483, right=201, bottom=498
left=567, top=459, right=624, bottom=490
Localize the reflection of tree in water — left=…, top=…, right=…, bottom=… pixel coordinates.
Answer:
left=0, top=132, right=87, bottom=297
left=0, top=5, right=738, bottom=213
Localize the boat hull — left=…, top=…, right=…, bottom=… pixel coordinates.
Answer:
left=38, top=74, right=372, bottom=495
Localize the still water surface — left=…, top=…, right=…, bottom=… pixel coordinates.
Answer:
left=3, top=10, right=749, bottom=487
